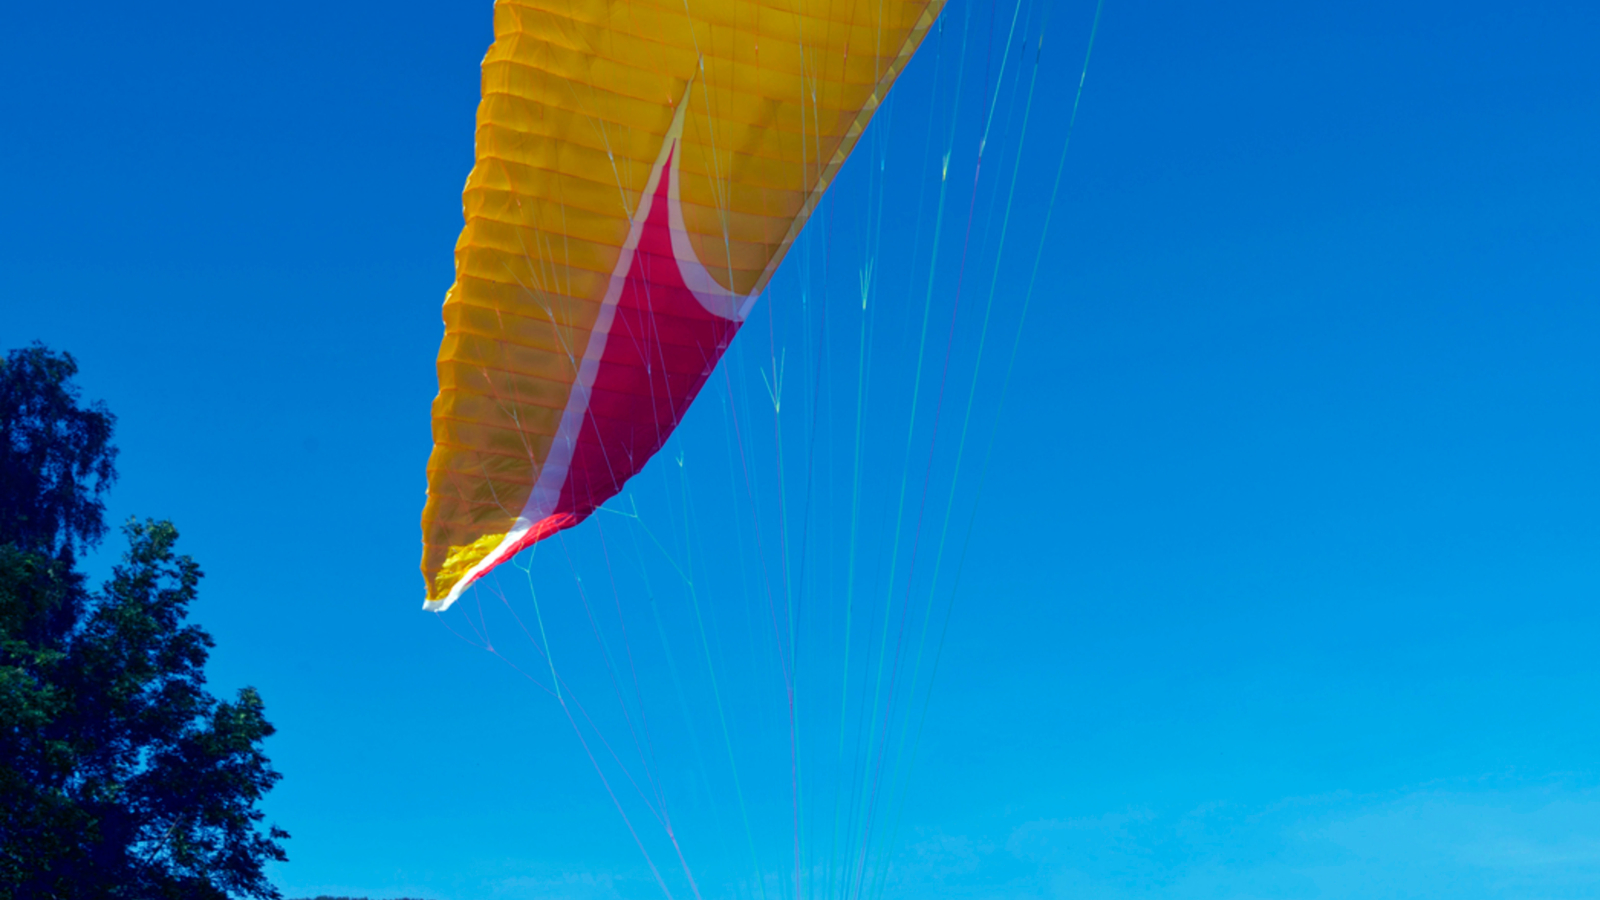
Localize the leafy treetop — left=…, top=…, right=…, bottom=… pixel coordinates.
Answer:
left=0, top=343, right=118, bottom=559
left=1, top=344, right=289, bottom=899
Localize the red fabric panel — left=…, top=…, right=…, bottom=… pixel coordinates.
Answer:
left=557, top=147, right=741, bottom=518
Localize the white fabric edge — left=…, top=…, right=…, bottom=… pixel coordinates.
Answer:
left=425, top=94, right=692, bottom=612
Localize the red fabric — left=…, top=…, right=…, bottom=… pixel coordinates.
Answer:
left=559, top=147, right=741, bottom=524
left=454, top=147, right=741, bottom=597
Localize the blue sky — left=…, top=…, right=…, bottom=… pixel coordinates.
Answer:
left=5, top=1, right=1599, bottom=898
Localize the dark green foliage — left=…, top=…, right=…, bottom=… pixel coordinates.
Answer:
left=0, top=343, right=118, bottom=559
left=0, top=344, right=288, bottom=899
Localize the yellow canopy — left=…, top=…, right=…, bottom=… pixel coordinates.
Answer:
left=423, top=0, right=945, bottom=609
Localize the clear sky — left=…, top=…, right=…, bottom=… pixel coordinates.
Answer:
left=5, top=1, right=1600, bottom=898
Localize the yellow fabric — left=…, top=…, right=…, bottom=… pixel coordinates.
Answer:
left=423, top=0, right=946, bottom=604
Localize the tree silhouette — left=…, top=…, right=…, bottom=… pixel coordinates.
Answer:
left=1, top=344, right=289, bottom=899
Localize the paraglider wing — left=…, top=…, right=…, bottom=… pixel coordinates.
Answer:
left=422, top=0, right=945, bottom=609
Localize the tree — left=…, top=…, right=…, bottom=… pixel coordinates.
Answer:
left=0, top=344, right=289, bottom=899
left=0, top=343, right=118, bottom=560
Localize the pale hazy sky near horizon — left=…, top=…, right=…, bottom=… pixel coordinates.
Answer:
left=5, top=0, right=1600, bottom=898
